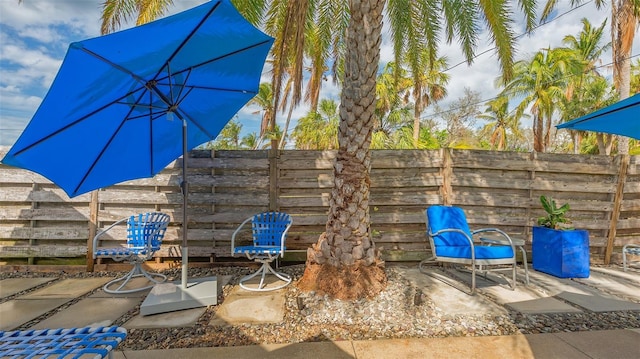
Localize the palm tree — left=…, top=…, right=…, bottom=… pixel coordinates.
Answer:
left=249, top=83, right=275, bottom=149
left=374, top=62, right=413, bottom=140
left=630, top=58, right=640, bottom=93
left=102, top=0, right=538, bottom=300
left=560, top=18, right=613, bottom=153
left=500, top=48, right=582, bottom=152
left=409, top=52, right=449, bottom=147
left=291, top=99, right=339, bottom=149
left=478, top=96, right=523, bottom=151
left=542, top=0, right=640, bottom=154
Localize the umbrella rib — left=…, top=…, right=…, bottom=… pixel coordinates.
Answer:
left=183, top=84, right=259, bottom=94
left=79, top=47, right=147, bottom=85
left=567, top=102, right=638, bottom=126
left=152, top=1, right=221, bottom=81
left=74, top=86, right=163, bottom=195
left=10, top=87, right=147, bottom=157
left=170, top=40, right=273, bottom=78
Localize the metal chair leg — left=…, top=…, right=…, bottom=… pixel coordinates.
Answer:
left=103, top=262, right=167, bottom=294
left=238, top=259, right=292, bottom=292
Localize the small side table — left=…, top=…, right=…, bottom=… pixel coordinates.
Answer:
left=480, top=236, right=529, bottom=285
left=0, top=326, right=127, bottom=359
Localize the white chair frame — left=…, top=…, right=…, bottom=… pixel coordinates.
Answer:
left=93, top=212, right=170, bottom=294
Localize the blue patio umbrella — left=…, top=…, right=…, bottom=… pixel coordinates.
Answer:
left=556, top=93, right=640, bottom=140
left=1, top=0, right=273, bottom=291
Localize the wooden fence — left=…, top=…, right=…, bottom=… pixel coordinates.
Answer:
left=1, top=147, right=638, bottom=266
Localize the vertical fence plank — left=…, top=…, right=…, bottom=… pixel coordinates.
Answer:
left=440, top=148, right=452, bottom=205
left=605, top=154, right=630, bottom=264
left=86, top=190, right=99, bottom=271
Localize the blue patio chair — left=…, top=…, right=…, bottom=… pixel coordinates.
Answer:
left=93, top=212, right=170, bottom=294
left=231, top=211, right=292, bottom=291
left=419, top=205, right=517, bottom=294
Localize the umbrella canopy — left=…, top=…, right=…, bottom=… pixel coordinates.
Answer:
left=2, top=0, right=273, bottom=197
left=556, top=93, right=640, bottom=140
left=2, top=0, right=273, bottom=297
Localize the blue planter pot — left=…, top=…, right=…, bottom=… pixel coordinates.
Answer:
left=532, top=226, right=590, bottom=278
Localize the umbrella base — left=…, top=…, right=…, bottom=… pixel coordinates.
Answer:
left=139, top=276, right=218, bottom=316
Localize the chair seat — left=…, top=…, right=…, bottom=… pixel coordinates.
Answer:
left=95, top=247, right=152, bottom=257
left=234, top=245, right=285, bottom=255
left=435, top=245, right=514, bottom=259
left=624, top=246, right=640, bottom=255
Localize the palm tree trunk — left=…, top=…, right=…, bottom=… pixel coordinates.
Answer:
left=413, top=106, right=421, bottom=148
left=279, top=103, right=295, bottom=149
left=533, top=115, right=544, bottom=152
left=298, top=0, right=387, bottom=300
left=616, top=55, right=632, bottom=154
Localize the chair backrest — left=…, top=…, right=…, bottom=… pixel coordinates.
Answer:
left=251, top=211, right=292, bottom=247
left=127, top=212, right=170, bottom=251
left=426, top=206, right=472, bottom=247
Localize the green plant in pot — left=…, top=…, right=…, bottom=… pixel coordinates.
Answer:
left=537, top=195, right=573, bottom=230
left=532, top=195, right=589, bottom=278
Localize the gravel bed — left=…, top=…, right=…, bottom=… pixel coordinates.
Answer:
left=2, top=264, right=639, bottom=351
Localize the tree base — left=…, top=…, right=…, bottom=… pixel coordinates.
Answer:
left=297, top=261, right=387, bottom=300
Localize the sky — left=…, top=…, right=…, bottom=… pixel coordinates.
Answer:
left=0, top=0, right=636, bottom=148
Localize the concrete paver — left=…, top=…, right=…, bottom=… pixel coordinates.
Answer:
left=22, top=278, right=112, bottom=299
left=524, top=333, right=591, bottom=359
left=0, top=298, right=68, bottom=331
left=398, top=267, right=507, bottom=315
left=505, top=296, right=582, bottom=314
left=1, top=277, right=113, bottom=331
left=575, top=269, right=640, bottom=301
left=0, top=277, right=56, bottom=298
left=352, top=335, right=536, bottom=359
left=211, top=285, right=286, bottom=325
left=553, top=329, right=640, bottom=359
left=121, top=341, right=356, bottom=359
left=31, top=297, right=141, bottom=329
left=124, top=307, right=206, bottom=329
left=555, top=291, right=640, bottom=312
left=480, top=280, right=583, bottom=314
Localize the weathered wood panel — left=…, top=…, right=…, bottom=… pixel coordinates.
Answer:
left=1, top=147, right=637, bottom=264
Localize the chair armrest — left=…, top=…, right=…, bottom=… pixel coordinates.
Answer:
left=430, top=228, right=475, bottom=247
left=92, top=217, right=129, bottom=259
left=231, top=216, right=254, bottom=256
left=279, top=220, right=292, bottom=258
left=474, top=228, right=516, bottom=256
left=473, top=228, right=514, bottom=245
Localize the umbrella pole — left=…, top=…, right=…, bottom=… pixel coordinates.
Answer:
left=181, top=118, right=189, bottom=289
left=139, top=115, right=218, bottom=316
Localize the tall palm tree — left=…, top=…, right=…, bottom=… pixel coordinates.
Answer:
left=409, top=52, right=449, bottom=147
left=500, top=48, right=582, bottom=152
left=374, top=62, right=413, bottom=137
left=102, top=0, right=538, bottom=300
left=560, top=18, right=612, bottom=153
left=249, top=83, right=274, bottom=149
left=542, top=0, right=640, bottom=154
left=478, top=96, right=523, bottom=151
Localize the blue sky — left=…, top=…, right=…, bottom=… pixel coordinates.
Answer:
left=0, top=0, right=633, bottom=148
